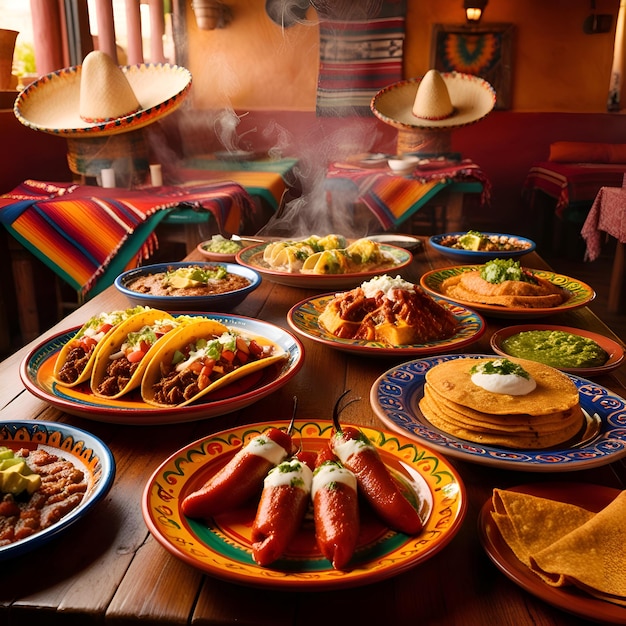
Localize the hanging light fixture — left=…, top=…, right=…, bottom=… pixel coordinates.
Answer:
left=464, top=0, right=488, bottom=24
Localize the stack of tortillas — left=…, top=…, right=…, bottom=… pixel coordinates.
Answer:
left=419, top=357, right=584, bottom=449
left=492, top=488, right=626, bottom=606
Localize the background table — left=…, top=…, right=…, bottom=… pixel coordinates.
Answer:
left=581, top=185, right=626, bottom=313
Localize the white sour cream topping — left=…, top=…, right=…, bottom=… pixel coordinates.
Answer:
left=264, top=459, right=313, bottom=492
left=471, top=372, right=537, bottom=395
left=246, top=436, right=289, bottom=466
left=311, top=463, right=357, bottom=500
left=360, top=275, right=415, bottom=300
left=332, top=437, right=373, bottom=465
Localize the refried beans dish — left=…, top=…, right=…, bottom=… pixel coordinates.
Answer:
left=127, top=265, right=251, bottom=297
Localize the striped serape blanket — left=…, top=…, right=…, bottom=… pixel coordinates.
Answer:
left=317, top=13, right=405, bottom=116
left=522, top=161, right=626, bottom=218
left=0, top=179, right=255, bottom=297
left=326, top=158, right=491, bottom=229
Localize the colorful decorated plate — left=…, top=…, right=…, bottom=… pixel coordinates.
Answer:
left=370, top=354, right=626, bottom=472
left=0, top=421, right=115, bottom=560
left=19, top=314, right=304, bottom=425
left=420, top=266, right=595, bottom=319
left=490, top=324, right=625, bottom=376
left=236, top=242, right=412, bottom=289
left=429, top=232, right=536, bottom=264
left=142, top=420, right=466, bottom=590
left=286, top=293, right=486, bottom=357
left=479, top=482, right=626, bottom=624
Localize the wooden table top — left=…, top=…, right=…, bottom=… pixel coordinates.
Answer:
left=1, top=239, right=624, bottom=625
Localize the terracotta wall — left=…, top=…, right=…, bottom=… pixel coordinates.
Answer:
left=184, top=0, right=621, bottom=112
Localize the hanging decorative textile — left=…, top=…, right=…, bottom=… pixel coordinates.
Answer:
left=314, top=0, right=406, bottom=116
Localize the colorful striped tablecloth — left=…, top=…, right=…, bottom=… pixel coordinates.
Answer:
left=523, top=161, right=626, bottom=218
left=0, top=179, right=255, bottom=297
left=326, top=158, right=490, bottom=229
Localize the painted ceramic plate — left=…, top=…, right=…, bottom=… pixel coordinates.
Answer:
left=19, top=314, right=304, bottom=425
left=286, top=293, right=486, bottom=357
left=490, top=324, right=625, bottom=376
left=196, top=238, right=259, bottom=263
left=420, top=266, right=595, bottom=318
left=0, top=421, right=115, bottom=560
left=428, top=232, right=536, bottom=264
left=143, top=420, right=466, bottom=590
left=479, top=482, right=626, bottom=624
left=114, top=261, right=261, bottom=311
left=370, top=354, right=626, bottom=471
left=236, top=242, right=412, bottom=289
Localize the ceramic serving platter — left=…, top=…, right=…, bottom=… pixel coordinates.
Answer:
left=236, top=243, right=412, bottom=289
left=20, top=314, right=304, bottom=425
left=0, top=421, right=115, bottom=560
left=420, top=266, right=595, bottom=319
left=142, top=420, right=466, bottom=590
left=370, top=354, right=626, bottom=472
left=287, top=293, right=486, bottom=357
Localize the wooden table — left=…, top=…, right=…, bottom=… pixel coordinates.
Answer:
left=1, top=240, right=625, bottom=625
left=581, top=185, right=626, bottom=313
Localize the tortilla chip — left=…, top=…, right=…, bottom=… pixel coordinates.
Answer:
left=491, top=489, right=594, bottom=566
left=528, top=491, right=626, bottom=601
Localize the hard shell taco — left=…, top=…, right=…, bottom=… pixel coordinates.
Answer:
left=90, top=309, right=181, bottom=399
left=53, top=305, right=150, bottom=387
left=141, top=319, right=287, bottom=407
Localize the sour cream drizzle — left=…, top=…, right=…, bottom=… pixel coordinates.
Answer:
left=246, top=435, right=289, bottom=466
left=264, top=459, right=313, bottom=491
left=311, top=462, right=357, bottom=500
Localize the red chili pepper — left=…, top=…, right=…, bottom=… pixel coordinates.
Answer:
left=181, top=427, right=294, bottom=520
left=330, top=426, right=423, bottom=535
left=312, top=447, right=359, bottom=570
left=251, top=458, right=312, bottom=566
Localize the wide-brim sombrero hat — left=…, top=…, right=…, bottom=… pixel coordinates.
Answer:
left=371, top=69, right=496, bottom=132
left=14, top=50, right=192, bottom=137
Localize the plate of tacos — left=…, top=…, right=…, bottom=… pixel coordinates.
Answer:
left=420, top=261, right=594, bottom=318
left=20, top=310, right=304, bottom=425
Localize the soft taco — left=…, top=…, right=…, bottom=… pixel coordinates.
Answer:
left=53, top=305, right=150, bottom=387
left=90, top=309, right=181, bottom=399
left=140, top=319, right=287, bottom=407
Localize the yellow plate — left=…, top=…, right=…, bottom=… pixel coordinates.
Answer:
left=142, top=420, right=466, bottom=589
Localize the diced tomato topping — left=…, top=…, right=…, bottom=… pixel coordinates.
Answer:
left=221, top=349, right=235, bottom=363
left=79, top=336, right=97, bottom=352
left=98, top=323, right=113, bottom=334
left=139, top=340, right=150, bottom=353
left=127, top=350, right=145, bottom=363
left=197, top=373, right=210, bottom=390
left=237, top=351, right=249, bottom=365
left=201, top=362, right=214, bottom=377
left=189, top=361, right=204, bottom=374
left=248, top=340, right=264, bottom=357
left=235, top=336, right=250, bottom=354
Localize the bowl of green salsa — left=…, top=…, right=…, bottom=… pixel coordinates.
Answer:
left=490, top=324, right=624, bottom=375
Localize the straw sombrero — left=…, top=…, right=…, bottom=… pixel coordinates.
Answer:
left=371, top=69, right=496, bottom=132
left=14, top=50, right=192, bottom=137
